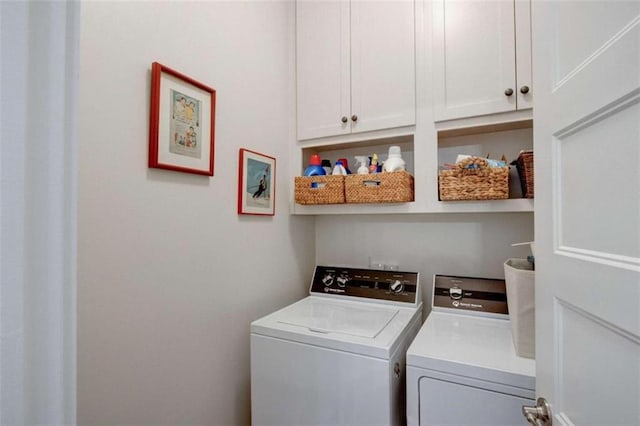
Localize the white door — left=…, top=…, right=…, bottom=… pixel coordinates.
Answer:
left=433, top=0, right=517, bottom=121
left=350, top=0, right=416, bottom=133
left=296, top=0, right=351, bottom=140
left=532, top=1, right=640, bottom=425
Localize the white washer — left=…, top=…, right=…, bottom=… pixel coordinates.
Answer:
left=406, top=275, right=535, bottom=426
left=251, top=265, right=423, bottom=426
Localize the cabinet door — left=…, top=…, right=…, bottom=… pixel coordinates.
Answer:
left=433, top=0, right=517, bottom=121
left=350, top=0, right=416, bottom=133
left=296, top=1, right=351, bottom=140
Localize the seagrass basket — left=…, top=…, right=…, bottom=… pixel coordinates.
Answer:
left=439, top=157, right=509, bottom=201
left=345, top=171, right=414, bottom=203
left=294, top=175, right=345, bottom=205
left=514, top=151, right=534, bottom=198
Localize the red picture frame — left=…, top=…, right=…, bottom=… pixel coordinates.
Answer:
left=238, top=149, right=276, bottom=216
left=149, top=62, right=216, bottom=175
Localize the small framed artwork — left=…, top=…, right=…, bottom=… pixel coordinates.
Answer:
left=238, top=149, right=276, bottom=216
left=149, top=62, right=216, bottom=175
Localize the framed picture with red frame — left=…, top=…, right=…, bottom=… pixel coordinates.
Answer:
left=148, top=62, right=216, bottom=175
left=238, top=148, right=276, bottom=216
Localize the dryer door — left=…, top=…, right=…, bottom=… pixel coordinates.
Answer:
left=418, top=374, right=534, bottom=425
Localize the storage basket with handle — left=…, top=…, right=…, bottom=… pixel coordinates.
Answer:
left=345, top=171, right=414, bottom=203
left=438, top=157, right=509, bottom=201
left=513, top=150, right=534, bottom=198
left=294, top=175, right=345, bottom=205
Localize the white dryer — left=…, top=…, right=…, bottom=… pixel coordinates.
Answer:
left=251, top=265, right=423, bottom=426
left=406, top=275, right=535, bottom=425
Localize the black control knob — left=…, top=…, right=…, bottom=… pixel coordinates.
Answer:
left=322, top=274, right=334, bottom=287
left=449, top=286, right=463, bottom=300
left=337, top=276, right=349, bottom=288
left=390, top=280, right=404, bottom=294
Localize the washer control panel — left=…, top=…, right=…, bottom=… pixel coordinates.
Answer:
left=310, top=265, right=419, bottom=305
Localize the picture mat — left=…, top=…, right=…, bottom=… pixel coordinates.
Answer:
left=158, top=72, right=212, bottom=171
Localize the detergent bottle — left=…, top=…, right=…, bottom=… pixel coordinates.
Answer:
left=321, top=159, right=332, bottom=175
left=331, top=160, right=348, bottom=176
left=382, top=146, right=406, bottom=172
left=337, top=158, right=351, bottom=174
left=303, top=154, right=326, bottom=176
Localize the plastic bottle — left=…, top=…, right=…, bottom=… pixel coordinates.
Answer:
left=332, top=160, right=347, bottom=176
left=354, top=156, right=369, bottom=175
left=382, top=146, right=406, bottom=172
left=337, top=158, right=351, bottom=174
left=321, top=159, right=332, bottom=175
left=303, top=154, right=326, bottom=176
left=369, top=153, right=379, bottom=174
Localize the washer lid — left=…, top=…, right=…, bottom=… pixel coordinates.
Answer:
left=251, top=296, right=421, bottom=359
left=277, top=298, right=398, bottom=338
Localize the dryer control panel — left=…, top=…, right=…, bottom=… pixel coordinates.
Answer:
left=432, top=275, right=508, bottom=317
left=310, top=265, right=420, bottom=305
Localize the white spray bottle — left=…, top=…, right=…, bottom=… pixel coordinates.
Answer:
left=355, top=156, right=369, bottom=175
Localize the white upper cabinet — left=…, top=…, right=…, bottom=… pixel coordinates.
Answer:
left=433, top=0, right=532, bottom=121
left=296, top=1, right=350, bottom=140
left=296, top=0, right=416, bottom=141
left=350, top=1, right=416, bottom=134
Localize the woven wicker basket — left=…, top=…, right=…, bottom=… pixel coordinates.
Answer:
left=514, top=151, right=534, bottom=198
left=345, top=171, right=414, bottom=204
left=294, top=175, right=345, bottom=205
left=439, top=157, right=509, bottom=201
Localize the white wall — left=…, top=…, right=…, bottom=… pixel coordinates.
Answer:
left=316, top=214, right=534, bottom=311
left=77, top=2, right=314, bottom=424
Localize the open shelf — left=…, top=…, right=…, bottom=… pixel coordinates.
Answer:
left=437, top=121, right=533, bottom=200
left=299, top=134, right=415, bottom=176
left=290, top=115, right=535, bottom=215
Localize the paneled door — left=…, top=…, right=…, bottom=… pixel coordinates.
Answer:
left=433, top=0, right=518, bottom=120
left=296, top=0, right=415, bottom=140
left=532, top=1, right=639, bottom=425
left=296, top=0, right=351, bottom=140
left=350, top=0, right=415, bottom=134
